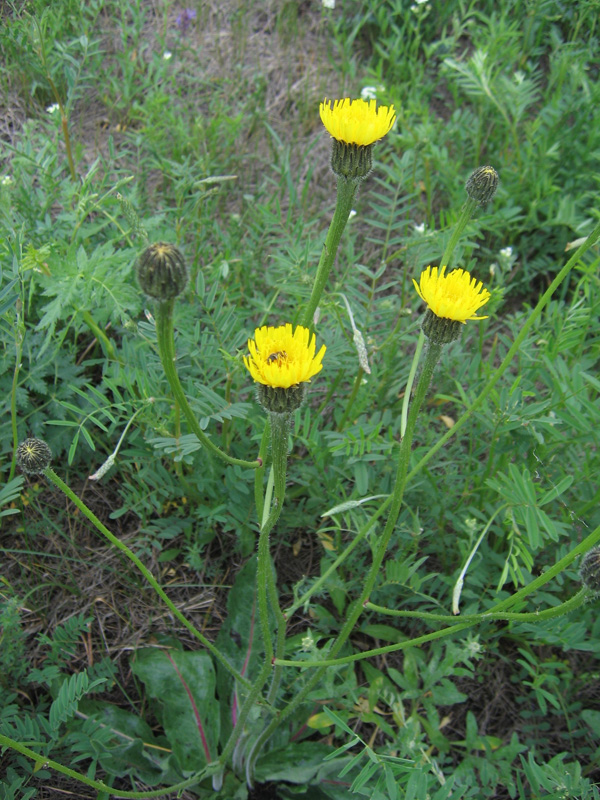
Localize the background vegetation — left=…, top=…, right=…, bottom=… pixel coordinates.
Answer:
left=1, top=0, right=599, bottom=797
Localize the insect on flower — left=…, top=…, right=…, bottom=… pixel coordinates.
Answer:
left=266, top=351, right=287, bottom=364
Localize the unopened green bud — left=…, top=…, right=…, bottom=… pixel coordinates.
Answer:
left=580, top=547, right=600, bottom=593
left=465, top=166, right=499, bottom=206
left=257, top=384, right=306, bottom=414
left=17, top=438, right=52, bottom=475
left=137, top=242, right=188, bottom=300
left=330, top=141, right=373, bottom=181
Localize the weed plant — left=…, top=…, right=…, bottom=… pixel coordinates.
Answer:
left=1, top=1, right=600, bottom=799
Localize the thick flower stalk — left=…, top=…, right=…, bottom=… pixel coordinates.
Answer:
left=302, top=98, right=396, bottom=328
left=249, top=262, right=493, bottom=765
left=440, top=165, right=499, bottom=270
left=219, top=324, right=326, bottom=777
left=135, top=243, right=260, bottom=470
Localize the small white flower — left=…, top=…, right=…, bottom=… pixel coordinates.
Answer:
left=1, top=175, right=14, bottom=186
left=489, top=262, right=497, bottom=277
left=349, top=209, right=357, bottom=219
left=500, top=246, right=513, bottom=259
left=463, top=635, right=484, bottom=658
left=322, top=0, right=335, bottom=7
left=163, top=50, right=173, bottom=60
left=413, top=222, right=425, bottom=234
left=360, top=85, right=384, bottom=101
left=46, top=103, right=59, bottom=114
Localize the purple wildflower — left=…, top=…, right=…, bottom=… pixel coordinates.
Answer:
left=175, top=8, right=197, bottom=32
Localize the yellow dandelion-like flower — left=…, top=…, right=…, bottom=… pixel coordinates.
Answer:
left=413, top=266, right=491, bottom=323
left=244, top=324, right=326, bottom=389
left=319, top=98, right=396, bottom=146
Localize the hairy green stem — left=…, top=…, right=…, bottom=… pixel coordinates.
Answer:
left=254, top=420, right=270, bottom=523
left=219, top=505, right=282, bottom=768
left=0, top=732, right=208, bottom=798
left=155, top=300, right=260, bottom=469
left=366, top=588, right=588, bottom=624
left=266, top=567, right=286, bottom=706
left=301, top=177, right=359, bottom=328
left=43, top=467, right=251, bottom=690
left=263, top=413, right=289, bottom=704
left=59, top=109, right=77, bottom=183
left=250, top=341, right=443, bottom=757
left=8, top=329, right=23, bottom=482
left=439, top=197, right=478, bottom=269
left=219, top=413, right=289, bottom=768
left=322, top=342, right=442, bottom=651
left=276, top=588, right=590, bottom=668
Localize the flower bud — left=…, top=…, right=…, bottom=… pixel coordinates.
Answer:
left=580, top=547, right=600, bottom=593
left=17, top=438, right=52, bottom=475
left=136, top=242, right=188, bottom=300
left=465, top=166, right=499, bottom=206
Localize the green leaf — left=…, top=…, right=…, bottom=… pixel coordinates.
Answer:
left=582, top=709, right=600, bottom=736
left=131, top=647, right=219, bottom=772
left=49, top=671, right=107, bottom=732
left=0, top=476, right=24, bottom=518
left=321, top=495, right=388, bottom=517
left=538, top=475, right=574, bottom=506
left=255, top=742, right=337, bottom=784
left=361, top=624, right=407, bottom=644
left=78, top=700, right=179, bottom=786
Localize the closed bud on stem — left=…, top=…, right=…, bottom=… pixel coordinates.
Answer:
left=17, top=438, right=52, bottom=475
left=465, top=166, right=499, bottom=206
left=136, top=242, right=188, bottom=300
left=580, top=546, right=600, bottom=593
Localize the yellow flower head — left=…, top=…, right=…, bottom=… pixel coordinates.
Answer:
left=413, top=266, right=491, bottom=323
left=244, top=324, right=326, bottom=389
left=319, top=98, right=396, bottom=146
